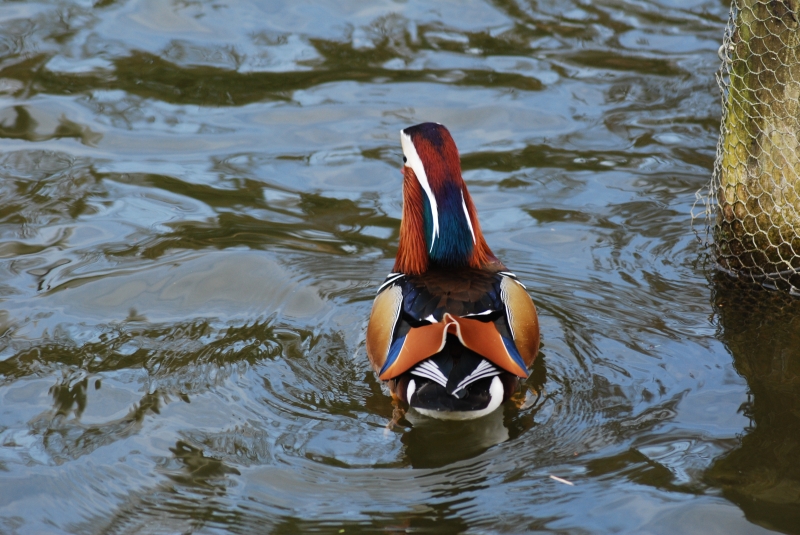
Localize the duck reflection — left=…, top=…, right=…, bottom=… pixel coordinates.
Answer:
left=401, top=406, right=509, bottom=469
left=706, top=275, right=800, bottom=532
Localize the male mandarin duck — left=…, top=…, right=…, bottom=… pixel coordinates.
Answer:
left=366, top=122, right=540, bottom=420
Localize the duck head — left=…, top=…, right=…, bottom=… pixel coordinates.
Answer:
left=395, top=122, right=495, bottom=275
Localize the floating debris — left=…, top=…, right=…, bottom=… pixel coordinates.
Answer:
left=549, top=475, right=575, bottom=486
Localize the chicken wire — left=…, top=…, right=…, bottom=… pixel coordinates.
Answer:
left=699, top=0, right=800, bottom=294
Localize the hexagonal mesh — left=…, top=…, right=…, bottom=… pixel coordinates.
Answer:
left=702, top=0, right=800, bottom=294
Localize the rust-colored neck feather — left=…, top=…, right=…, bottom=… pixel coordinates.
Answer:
left=463, top=188, right=494, bottom=269
left=394, top=166, right=429, bottom=275
left=393, top=166, right=496, bottom=275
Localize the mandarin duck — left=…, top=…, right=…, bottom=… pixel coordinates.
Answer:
left=366, top=122, right=540, bottom=420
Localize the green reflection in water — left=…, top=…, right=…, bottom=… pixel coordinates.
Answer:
left=707, top=275, right=800, bottom=533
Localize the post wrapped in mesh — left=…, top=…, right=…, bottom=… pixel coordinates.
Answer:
left=708, top=0, right=800, bottom=293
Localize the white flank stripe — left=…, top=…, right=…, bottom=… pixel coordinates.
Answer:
left=401, top=130, right=439, bottom=252
left=384, top=286, right=404, bottom=357
left=377, top=273, right=405, bottom=293
left=500, top=276, right=516, bottom=339
left=500, top=271, right=526, bottom=289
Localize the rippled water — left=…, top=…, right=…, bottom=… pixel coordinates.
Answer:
left=1, top=0, right=798, bottom=533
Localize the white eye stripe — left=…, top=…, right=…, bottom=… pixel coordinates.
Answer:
left=461, top=189, right=476, bottom=244
left=400, top=130, right=439, bottom=252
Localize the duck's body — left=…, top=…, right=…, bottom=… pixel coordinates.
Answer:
left=366, top=123, right=539, bottom=420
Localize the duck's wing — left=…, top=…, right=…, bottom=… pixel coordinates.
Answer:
left=366, top=270, right=539, bottom=381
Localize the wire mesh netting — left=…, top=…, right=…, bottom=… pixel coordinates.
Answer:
left=699, top=0, right=800, bottom=294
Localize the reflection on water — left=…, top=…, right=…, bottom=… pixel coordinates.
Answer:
left=403, top=408, right=510, bottom=468
left=707, top=276, right=800, bottom=533
left=0, top=0, right=794, bottom=533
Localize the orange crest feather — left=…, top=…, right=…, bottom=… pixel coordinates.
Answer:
left=393, top=166, right=429, bottom=275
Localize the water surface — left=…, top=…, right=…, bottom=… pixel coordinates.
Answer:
left=0, top=0, right=797, bottom=533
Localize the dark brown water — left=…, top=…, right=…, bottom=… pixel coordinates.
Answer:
left=0, top=0, right=797, bottom=533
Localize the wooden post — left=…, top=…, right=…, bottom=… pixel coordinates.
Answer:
left=715, top=0, right=800, bottom=288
